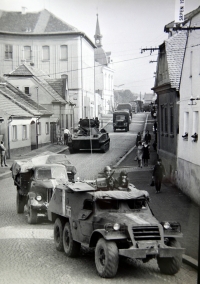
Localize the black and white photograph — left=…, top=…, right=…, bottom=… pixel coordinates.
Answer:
left=0, top=0, right=199, bottom=283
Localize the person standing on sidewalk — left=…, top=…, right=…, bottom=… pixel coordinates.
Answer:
left=142, top=142, right=150, bottom=166
left=137, top=141, right=143, bottom=168
left=0, top=141, right=8, bottom=167
left=64, top=128, right=70, bottom=145
left=144, top=130, right=151, bottom=144
left=135, top=132, right=142, bottom=147
left=152, top=158, right=166, bottom=193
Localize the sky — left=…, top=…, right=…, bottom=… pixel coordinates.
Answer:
left=1, top=0, right=200, bottom=95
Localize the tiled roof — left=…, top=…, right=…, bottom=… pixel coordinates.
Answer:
left=165, top=31, right=187, bottom=91
left=0, top=93, right=32, bottom=117
left=8, top=64, right=66, bottom=103
left=0, top=77, right=52, bottom=116
left=0, top=9, right=78, bottom=33
left=164, top=6, right=200, bottom=32
left=46, top=79, right=64, bottom=97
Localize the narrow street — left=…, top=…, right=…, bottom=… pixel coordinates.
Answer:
left=0, top=113, right=197, bottom=284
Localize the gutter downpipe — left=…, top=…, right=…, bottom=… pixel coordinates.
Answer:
left=81, top=36, right=84, bottom=118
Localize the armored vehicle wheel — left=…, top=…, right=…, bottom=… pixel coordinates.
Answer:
left=63, top=222, right=81, bottom=257
left=95, top=238, right=119, bottom=278
left=27, top=206, right=37, bottom=224
left=54, top=218, right=64, bottom=251
left=101, top=142, right=110, bottom=153
left=157, top=239, right=182, bottom=275
left=16, top=191, right=25, bottom=214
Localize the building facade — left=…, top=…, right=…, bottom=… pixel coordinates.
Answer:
left=0, top=9, right=96, bottom=127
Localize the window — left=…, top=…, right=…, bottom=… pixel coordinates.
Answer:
left=170, top=106, right=174, bottom=134
left=45, top=122, right=49, bottom=135
left=161, top=106, right=164, bottom=132
left=61, top=114, right=64, bottom=128
left=193, top=111, right=199, bottom=134
left=24, top=87, right=29, bottom=95
left=37, top=122, right=41, bottom=135
left=164, top=107, right=168, bottom=133
left=42, top=46, right=50, bottom=60
left=24, top=46, right=31, bottom=60
left=12, top=125, right=17, bottom=140
left=60, top=45, right=68, bottom=60
left=184, top=112, right=189, bottom=134
left=5, top=44, right=13, bottom=59
left=22, top=125, right=27, bottom=140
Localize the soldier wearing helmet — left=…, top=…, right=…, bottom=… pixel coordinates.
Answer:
left=103, top=166, right=117, bottom=190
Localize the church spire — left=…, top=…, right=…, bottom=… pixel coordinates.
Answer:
left=94, top=14, right=102, bottom=47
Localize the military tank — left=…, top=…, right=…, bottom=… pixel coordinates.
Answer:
left=68, top=118, right=110, bottom=153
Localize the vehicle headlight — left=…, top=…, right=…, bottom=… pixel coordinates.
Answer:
left=113, top=223, right=120, bottom=231
left=163, top=222, right=171, bottom=230
left=161, top=221, right=181, bottom=232
left=36, top=195, right=42, bottom=201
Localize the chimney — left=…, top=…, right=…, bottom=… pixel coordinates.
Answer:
left=22, top=7, right=27, bottom=15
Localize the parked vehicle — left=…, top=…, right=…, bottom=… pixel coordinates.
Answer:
left=116, top=103, right=132, bottom=118
left=113, top=110, right=130, bottom=132
left=48, top=180, right=184, bottom=278
left=68, top=118, right=110, bottom=153
left=11, top=152, right=77, bottom=224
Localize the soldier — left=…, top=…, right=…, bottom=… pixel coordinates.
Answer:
left=104, top=166, right=117, bottom=190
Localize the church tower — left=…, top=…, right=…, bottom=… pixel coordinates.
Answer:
left=94, top=14, right=102, bottom=47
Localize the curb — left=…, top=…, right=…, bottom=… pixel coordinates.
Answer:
left=182, top=254, right=198, bottom=270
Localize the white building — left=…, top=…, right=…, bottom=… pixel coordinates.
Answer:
left=94, top=14, right=114, bottom=116
left=0, top=8, right=96, bottom=126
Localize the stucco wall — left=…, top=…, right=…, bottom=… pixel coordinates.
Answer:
left=177, top=158, right=200, bottom=206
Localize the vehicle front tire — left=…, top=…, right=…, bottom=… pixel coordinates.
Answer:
left=95, top=238, right=119, bottom=278
left=157, top=238, right=182, bottom=275
left=54, top=218, right=65, bottom=251
left=63, top=222, right=80, bottom=257
left=27, top=206, right=37, bottom=224
left=16, top=191, right=25, bottom=213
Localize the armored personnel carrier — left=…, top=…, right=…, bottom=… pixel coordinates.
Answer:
left=68, top=118, right=110, bottom=153
left=48, top=180, right=184, bottom=278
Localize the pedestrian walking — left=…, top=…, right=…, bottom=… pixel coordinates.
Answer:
left=144, top=130, right=151, bottom=144
left=94, top=117, right=100, bottom=129
left=137, top=141, right=143, bottom=168
left=63, top=128, right=70, bottom=145
left=0, top=141, right=8, bottom=167
left=135, top=132, right=142, bottom=146
left=152, top=159, right=166, bottom=193
left=142, top=142, right=150, bottom=166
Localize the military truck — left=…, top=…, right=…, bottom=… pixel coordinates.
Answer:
left=11, top=152, right=77, bottom=224
left=68, top=118, right=110, bottom=153
left=48, top=180, right=184, bottom=278
left=113, top=110, right=131, bottom=132
left=116, top=103, right=133, bottom=118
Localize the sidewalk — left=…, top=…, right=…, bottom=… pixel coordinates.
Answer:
left=113, top=117, right=199, bottom=270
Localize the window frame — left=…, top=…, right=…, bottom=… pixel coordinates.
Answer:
left=24, top=46, right=31, bottom=61
left=5, top=44, right=13, bottom=60
left=22, top=125, right=27, bottom=140
left=42, top=45, right=50, bottom=61
left=60, top=45, right=68, bottom=61
left=45, top=122, right=49, bottom=135
left=12, top=125, right=17, bottom=141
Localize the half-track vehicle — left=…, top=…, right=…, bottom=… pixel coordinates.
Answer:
left=113, top=110, right=131, bottom=132
left=11, top=152, right=77, bottom=224
left=48, top=179, right=184, bottom=278
left=68, top=118, right=110, bottom=153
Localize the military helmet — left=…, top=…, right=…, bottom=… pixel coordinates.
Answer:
left=104, top=166, right=111, bottom=172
